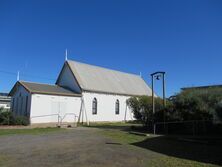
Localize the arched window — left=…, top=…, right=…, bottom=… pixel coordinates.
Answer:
left=115, top=99, right=120, bottom=115
left=92, top=98, right=97, bottom=115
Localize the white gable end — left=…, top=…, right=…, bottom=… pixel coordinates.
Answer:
left=56, top=62, right=82, bottom=94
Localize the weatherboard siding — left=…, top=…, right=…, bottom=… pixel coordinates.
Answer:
left=11, top=85, right=31, bottom=117
left=82, top=92, right=134, bottom=122
left=30, top=94, right=81, bottom=124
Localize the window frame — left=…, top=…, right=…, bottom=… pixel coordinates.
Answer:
left=92, top=98, right=97, bottom=115
left=115, top=99, right=120, bottom=115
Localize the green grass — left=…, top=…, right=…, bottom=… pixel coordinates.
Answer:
left=87, top=121, right=138, bottom=127
left=84, top=121, right=143, bottom=132
left=100, top=129, right=147, bottom=144
left=97, top=123, right=220, bottom=167
left=0, top=155, right=9, bottom=166
left=0, top=128, right=64, bottom=136
left=148, top=156, right=217, bottom=167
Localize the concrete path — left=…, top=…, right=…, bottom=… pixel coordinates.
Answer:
left=0, top=127, right=149, bottom=167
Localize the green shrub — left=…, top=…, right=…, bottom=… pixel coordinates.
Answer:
left=0, top=110, right=29, bottom=126
left=127, top=96, right=164, bottom=128
left=127, top=87, right=222, bottom=127
left=0, top=110, right=15, bottom=125
left=215, top=101, right=222, bottom=121
left=14, top=116, right=30, bottom=126
left=172, top=88, right=222, bottom=121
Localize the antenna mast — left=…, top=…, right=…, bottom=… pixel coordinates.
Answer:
left=17, top=71, right=20, bottom=81
left=65, top=49, right=68, bottom=61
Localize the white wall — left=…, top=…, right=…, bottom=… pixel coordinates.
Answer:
left=82, top=92, right=134, bottom=122
left=57, top=64, right=81, bottom=93
left=30, top=94, right=81, bottom=124
left=11, top=85, right=31, bottom=117
left=0, top=103, right=10, bottom=109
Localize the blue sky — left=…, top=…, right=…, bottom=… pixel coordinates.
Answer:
left=0, top=0, right=222, bottom=97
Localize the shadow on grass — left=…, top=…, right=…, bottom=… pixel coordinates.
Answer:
left=132, top=135, right=222, bottom=166
left=106, top=142, right=122, bottom=145
left=86, top=123, right=139, bottom=131
left=88, top=125, right=129, bottom=130
left=89, top=123, right=222, bottom=165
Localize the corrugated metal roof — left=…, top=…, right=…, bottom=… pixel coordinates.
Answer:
left=19, top=81, right=81, bottom=97
left=67, top=60, right=152, bottom=96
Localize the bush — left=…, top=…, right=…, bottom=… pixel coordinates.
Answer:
left=215, top=101, right=222, bottom=121
left=14, top=116, right=30, bottom=126
left=127, top=96, right=164, bottom=129
left=172, top=88, right=222, bottom=121
left=0, top=110, right=29, bottom=126
left=0, top=110, right=15, bottom=125
left=127, top=87, right=222, bottom=128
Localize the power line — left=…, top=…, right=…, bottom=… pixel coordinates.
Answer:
left=0, top=70, right=56, bottom=81
left=0, top=70, right=17, bottom=76
left=21, top=74, right=55, bottom=81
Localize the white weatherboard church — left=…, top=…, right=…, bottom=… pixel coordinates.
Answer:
left=9, top=60, right=152, bottom=125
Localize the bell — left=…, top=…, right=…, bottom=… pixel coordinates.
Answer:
left=156, top=75, right=160, bottom=80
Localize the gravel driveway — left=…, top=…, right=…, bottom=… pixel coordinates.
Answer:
left=0, top=127, right=149, bottom=167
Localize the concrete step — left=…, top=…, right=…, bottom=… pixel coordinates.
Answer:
left=57, top=123, right=78, bottom=128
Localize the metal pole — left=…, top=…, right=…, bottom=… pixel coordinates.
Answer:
left=151, top=71, right=166, bottom=135
left=163, top=73, right=166, bottom=107
left=82, top=104, right=84, bottom=124
left=162, top=73, right=166, bottom=133
left=152, top=75, right=155, bottom=114
left=154, top=123, right=156, bottom=135
left=151, top=74, right=155, bottom=134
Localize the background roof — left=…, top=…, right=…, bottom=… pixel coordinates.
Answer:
left=10, top=81, right=81, bottom=97
left=182, top=84, right=222, bottom=90
left=67, top=60, right=152, bottom=96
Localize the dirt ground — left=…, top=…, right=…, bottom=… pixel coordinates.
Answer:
left=0, top=127, right=153, bottom=167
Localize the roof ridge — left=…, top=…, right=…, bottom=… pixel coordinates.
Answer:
left=20, top=80, right=57, bottom=87
left=67, top=59, right=142, bottom=78
left=17, top=81, right=81, bottom=97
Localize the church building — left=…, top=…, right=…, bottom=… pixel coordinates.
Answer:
left=9, top=60, right=152, bottom=125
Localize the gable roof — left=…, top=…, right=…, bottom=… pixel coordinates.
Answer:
left=63, top=60, right=152, bottom=96
left=9, top=81, right=81, bottom=97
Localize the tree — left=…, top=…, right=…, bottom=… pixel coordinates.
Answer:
left=127, top=87, right=222, bottom=129
left=0, top=108, right=14, bottom=125
left=172, top=87, right=222, bottom=121
left=215, top=101, right=222, bottom=121
left=0, top=108, right=30, bottom=126
left=127, top=96, right=164, bottom=128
